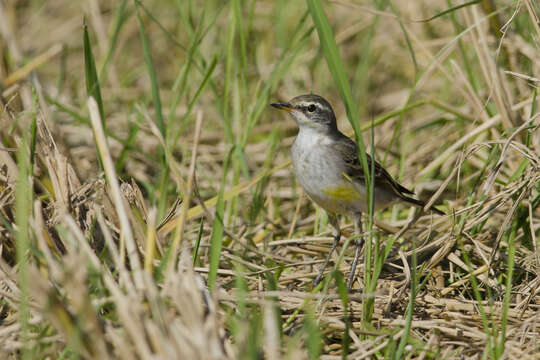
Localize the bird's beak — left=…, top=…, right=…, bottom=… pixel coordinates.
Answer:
left=270, top=102, right=293, bottom=112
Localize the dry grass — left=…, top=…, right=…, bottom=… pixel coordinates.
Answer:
left=0, top=0, right=539, bottom=359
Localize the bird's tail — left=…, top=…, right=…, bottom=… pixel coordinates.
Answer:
left=400, top=195, right=445, bottom=216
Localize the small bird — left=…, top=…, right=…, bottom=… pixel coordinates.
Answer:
left=271, top=94, right=443, bottom=289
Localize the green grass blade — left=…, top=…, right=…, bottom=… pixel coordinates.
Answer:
left=335, top=271, right=350, bottom=357
left=83, top=20, right=105, bottom=124
left=99, top=0, right=128, bottom=81
left=136, top=0, right=188, bottom=52
left=16, top=136, right=31, bottom=360
left=232, top=0, right=247, bottom=87
left=249, top=129, right=279, bottom=222
left=265, top=270, right=284, bottom=346
left=134, top=2, right=165, bottom=137
left=222, top=2, right=237, bottom=143
left=166, top=5, right=220, bottom=141
left=140, top=0, right=222, bottom=102
left=415, top=0, right=482, bottom=23
left=172, top=55, right=218, bottom=147
left=208, top=148, right=232, bottom=291
left=241, top=10, right=312, bottom=147
left=307, top=0, right=371, bottom=193
left=497, top=220, right=518, bottom=357
left=394, top=247, right=417, bottom=359
left=115, top=121, right=140, bottom=174
left=192, top=218, right=204, bottom=266
left=304, top=307, right=322, bottom=360
left=29, top=87, right=38, bottom=174
left=389, top=1, right=418, bottom=75
left=134, top=0, right=172, bottom=220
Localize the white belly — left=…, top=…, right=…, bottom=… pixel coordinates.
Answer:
left=291, top=132, right=367, bottom=215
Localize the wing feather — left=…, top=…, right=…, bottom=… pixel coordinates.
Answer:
left=330, top=134, right=414, bottom=197
left=329, top=133, right=445, bottom=215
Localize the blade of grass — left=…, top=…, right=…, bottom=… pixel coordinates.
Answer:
left=83, top=20, right=105, bottom=125
left=507, top=89, right=538, bottom=183
left=335, top=271, right=350, bottom=357
left=134, top=2, right=164, bottom=137
left=134, top=0, right=170, bottom=221
left=29, top=87, right=38, bottom=174
left=192, top=218, right=204, bottom=267
left=389, top=0, right=417, bottom=75
left=143, top=208, right=157, bottom=275
left=208, top=148, right=233, bottom=291
left=136, top=0, right=188, bottom=52
left=3, top=44, right=63, bottom=87
left=115, top=120, right=140, bottom=174
left=166, top=31, right=203, bottom=138
left=304, top=306, right=322, bottom=360
left=165, top=111, right=204, bottom=279
left=171, top=55, right=217, bottom=147
left=166, top=1, right=224, bottom=136
left=241, top=10, right=312, bottom=148
left=88, top=97, right=142, bottom=290
left=307, top=0, right=371, bottom=194
left=139, top=0, right=222, bottom=102
left=232, top=0, right=247, bottom=92
left=363, top=127, right=377, bottom=323
left=249, top=129, right=280, bottom=222
left=222, top=2, right=237, bottom=143
left=265, top=269, right=284, bottom=348
left=446, top=0, right=480, bottom=94
left=99, top=0, right=128, bottom=82
left=496, top=219, right=517, bottom=357
left=460, top=242, right=495, bottom=356
left=394, top=247, right=417, bottom=359
left=16, top=135, right=31, bottom=360
left=352, top=0, right=388, bottom=120
left=415, top=0, right=482, bottom=22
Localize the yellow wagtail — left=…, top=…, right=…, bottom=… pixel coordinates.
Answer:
left=271, top=94, right=443, bottom=289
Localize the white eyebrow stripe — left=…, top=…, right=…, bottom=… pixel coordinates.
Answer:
left=298, top=101, right=325, bottom=110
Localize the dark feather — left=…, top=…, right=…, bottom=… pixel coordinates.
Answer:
left=330, top=132, right=444, bottom=215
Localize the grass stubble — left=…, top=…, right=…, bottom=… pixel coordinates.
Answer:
left=0, top=0, right=539, bottom=358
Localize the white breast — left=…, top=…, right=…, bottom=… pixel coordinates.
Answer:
left=291, top=128, right=365, bottom=215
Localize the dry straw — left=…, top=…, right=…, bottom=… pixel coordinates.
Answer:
left=0, top=0, right=539, bottom=359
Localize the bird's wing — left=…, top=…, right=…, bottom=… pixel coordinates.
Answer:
left=331, top=135, right=414, bottom=197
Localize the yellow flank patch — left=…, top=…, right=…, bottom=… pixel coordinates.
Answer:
left=322, top=184, right=361, bottom=201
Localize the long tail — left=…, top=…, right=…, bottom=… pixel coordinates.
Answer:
left=400, top=195, right=445, bottom=215
left=386, top=172, right=445, bottom=215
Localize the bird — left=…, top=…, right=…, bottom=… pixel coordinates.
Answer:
left=271, top=94, right=443, bottom=290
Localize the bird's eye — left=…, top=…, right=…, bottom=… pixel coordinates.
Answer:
left=307, top=104, right=316, bottom=112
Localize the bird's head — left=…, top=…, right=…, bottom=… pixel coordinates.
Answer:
left=271, top=94, right=337, bottom=133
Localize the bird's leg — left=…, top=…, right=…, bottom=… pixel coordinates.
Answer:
left=347, top=212, right=364, bottom=290
left=313, top=213, right=340, bottom=286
